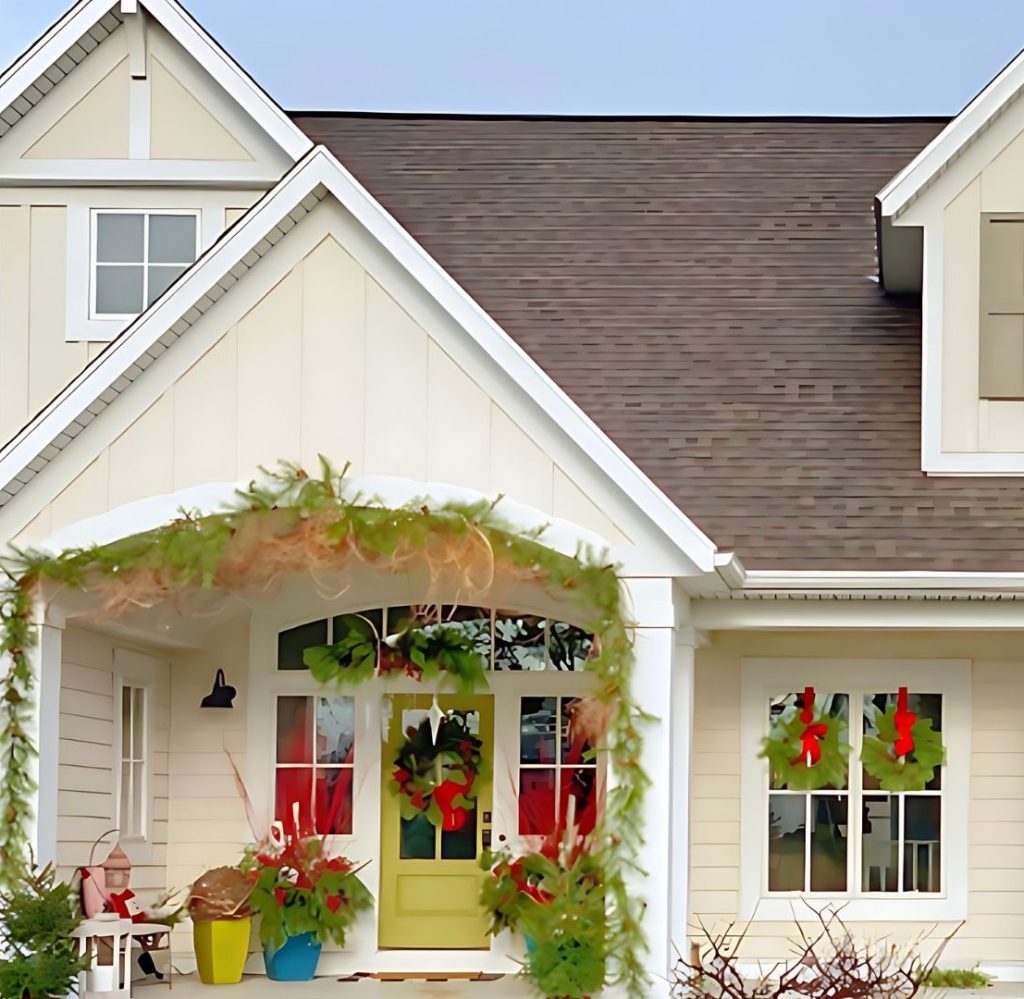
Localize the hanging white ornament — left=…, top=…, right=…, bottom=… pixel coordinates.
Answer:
left=428, top=695, right=445, bottom=745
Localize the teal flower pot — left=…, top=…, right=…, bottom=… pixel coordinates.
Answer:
left=263, top=931, right=322, bottom=981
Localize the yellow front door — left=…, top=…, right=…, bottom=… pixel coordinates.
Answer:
left=378, top=693, right=493, bottom=949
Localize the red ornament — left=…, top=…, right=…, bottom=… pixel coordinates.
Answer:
left=892, top=686, right=917, bottom=759
left=325, top=895, right=342, bottom=913
left=791, top=686, right=828, bottom=767
left=274, top=887, right=287, bottom=906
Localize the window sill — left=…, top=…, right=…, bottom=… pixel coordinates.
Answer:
left=742, top=894, right=966, bottom=923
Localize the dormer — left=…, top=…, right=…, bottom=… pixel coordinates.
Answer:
left=878, top=55, right=1024, bottom=474
left=0, top=0, right=309, bottom=446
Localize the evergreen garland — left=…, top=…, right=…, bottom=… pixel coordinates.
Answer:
left=0, top=458, right=649, bottom=998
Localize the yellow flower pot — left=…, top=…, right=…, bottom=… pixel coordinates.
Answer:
left=193, top=917, right=252, bottom=984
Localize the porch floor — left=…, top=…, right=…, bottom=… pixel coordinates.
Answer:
left=136, top=975, right=1024, bottom=998
left=136, top=973, right=526, bottom=997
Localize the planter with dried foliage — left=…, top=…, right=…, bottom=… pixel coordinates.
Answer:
left=672, top=907, right=959, bottom=999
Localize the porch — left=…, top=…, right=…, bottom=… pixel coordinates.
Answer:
left=136, top=973, right=525, bottom=997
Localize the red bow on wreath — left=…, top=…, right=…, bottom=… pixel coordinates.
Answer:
left=892, top=686, right=917, bottom=759
left=432, top=773, right=475, bottom=832
left=791, top=686, right=828, bottom=767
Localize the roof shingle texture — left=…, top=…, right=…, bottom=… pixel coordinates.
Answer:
left=292, top=113, right=1024, bottom=572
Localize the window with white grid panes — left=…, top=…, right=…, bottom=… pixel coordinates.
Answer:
left=91, top=210, right=198, bottom=318
left=766, top=689, right=943, bottom=898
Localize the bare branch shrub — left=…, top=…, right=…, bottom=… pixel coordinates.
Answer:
left=672, top=907, right=958, bottom=999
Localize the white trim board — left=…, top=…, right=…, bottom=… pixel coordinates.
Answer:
left=0, top=0, right=310, bottom=169
left=0, top=145, right=720, bottom=576
left=878, top=47, right=1024, bottom=218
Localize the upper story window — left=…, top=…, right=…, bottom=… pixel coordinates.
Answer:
left=90, top=210, right=199, bottom=319
left=979, top=215, right=1024, bottom=399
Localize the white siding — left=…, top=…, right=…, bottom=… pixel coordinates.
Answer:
left=691, top=629, right=1024, bottom=965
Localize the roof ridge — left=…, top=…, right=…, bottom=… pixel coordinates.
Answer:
left=288, top=110, right=954, bottom=124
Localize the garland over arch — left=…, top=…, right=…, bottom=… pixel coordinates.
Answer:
left=0, top=459, right=648, bottom=997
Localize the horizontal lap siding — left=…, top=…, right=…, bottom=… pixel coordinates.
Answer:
left=56, top=629, right=170, bottom=906
left=166, top=617, right=252, bottom=961
left=690, top=630, right=1024, bottom=966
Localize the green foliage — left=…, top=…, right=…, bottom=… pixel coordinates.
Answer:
left=303, top=614, right=378, bottom=685
left=481, top=848, right=606, bottom=998
left=862, top=704, right=945, bottom=793
left=759, top=709, right=850, bottom=791
left=0, top=458, right=646, bottom=997
left=924, top=967, right=993, bottom=989
left=0, top=863, right=85, bottom=999
left=242, top=838, right=373, bottom=950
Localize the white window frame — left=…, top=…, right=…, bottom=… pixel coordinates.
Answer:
left=114, top=677, right=150, bottom=843
left=89, top=208, right=201, bottom=321
left=273, top=690, right=357, bottom=838
left=740, top=658, right=970, bottom=921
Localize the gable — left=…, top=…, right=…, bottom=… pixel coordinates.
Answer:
left=0, top=0, right=307, bottom=184
left=0, top=149, right=720, bottom=578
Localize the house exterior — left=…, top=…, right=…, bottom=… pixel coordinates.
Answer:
left=4, top=0, right=1024, bottom=994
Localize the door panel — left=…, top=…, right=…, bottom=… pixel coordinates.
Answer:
left=378, top=693, right=493, bottom=949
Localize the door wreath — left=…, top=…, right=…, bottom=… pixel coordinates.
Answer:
left=391, top=711, right=484, bottom=832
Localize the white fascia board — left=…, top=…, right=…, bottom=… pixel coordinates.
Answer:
left=743, top=568, right=1024, bottom=594
left=0, top=0, right=311, bottom=163
left=142, top=0, right=311, bottom=160
left=0, top=146, right=720, bottom=575
left=877, top=48, right=1024, bottom=217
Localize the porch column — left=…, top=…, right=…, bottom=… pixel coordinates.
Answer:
left=25, top=614, right=63, bottom=868
left=623, top=577, right=678, bottom=998
left=670, top=621, right=696, bottom=960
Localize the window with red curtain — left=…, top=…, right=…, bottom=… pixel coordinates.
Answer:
left=518, top=696, right=599, bottom=837
left=275, top=695, right=355, bottom=837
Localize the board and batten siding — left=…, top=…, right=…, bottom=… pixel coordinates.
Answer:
left=56, top=627, right=170, bottom=903
left=691, top=629, right=1024, bottom=966
left=0, top=204, right=90, bottom=447
left=165, top=616, right=252, bottom=961
left=16, top=208, right=632, bottom=553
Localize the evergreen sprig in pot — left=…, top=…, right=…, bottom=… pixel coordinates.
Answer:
left=481, top=841, right=606, bottom=999
left=243, top=832, right=372, bottom=981
left=0, top=864, right=86, bottom=999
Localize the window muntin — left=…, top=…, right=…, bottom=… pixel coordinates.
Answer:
left=276, top=606, right=593, bottom=675
left=117, top=684, right=147, bottom=838
left=274, top=695, right=355, bottom=836
left=517, top=696, right=599, bottom=836
left=91, top=210, right=198, bottom=318
left=764, top=688, right=943, bottom=899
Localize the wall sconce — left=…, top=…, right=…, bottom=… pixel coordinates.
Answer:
left=200, top=669, right=235, bottom=708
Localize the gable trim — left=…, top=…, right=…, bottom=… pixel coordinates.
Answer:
left=0, top=0, right=311, bottom=166
left=0, top=146, right=720, bottom=574
left=878, top=47, right=1024, bottom=217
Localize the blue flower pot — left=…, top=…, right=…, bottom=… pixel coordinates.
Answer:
left=263, top=931, right=322, bottom=981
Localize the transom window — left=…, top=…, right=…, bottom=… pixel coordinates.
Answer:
left=117, top=684, right=147, bottom=838
left=90, top=210, right=198, bottom=318
left=276, top=605, right=594, bottom=674
left=518, top=696, right=600, bottom=837
left=274, top=695, right=355, bottom=837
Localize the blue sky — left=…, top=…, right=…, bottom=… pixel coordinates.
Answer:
left=3, top=0, right=1024, bottom=116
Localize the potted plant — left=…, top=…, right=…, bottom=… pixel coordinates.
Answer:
left=187, top=865, right=256, bottom=985
left=0, top=863, right=86, bottom=999
left=481, top=836, right=606, bottom=999
left=243, top=831, right=372, bottom=981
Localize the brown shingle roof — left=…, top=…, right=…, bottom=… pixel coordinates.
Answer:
left=291, top=113, right=1024, bottom=572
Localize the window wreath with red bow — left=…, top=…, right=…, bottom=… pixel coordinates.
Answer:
left=392, top=711, right=484, bottom=832
left=861, top=686, right=945, bottom=792
left=759, top=686, right=850, bottom=791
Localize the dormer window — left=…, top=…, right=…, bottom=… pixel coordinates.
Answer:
left=90, top=210, right=198, bottom=319
left=979, top=215, right=1024, bottom=400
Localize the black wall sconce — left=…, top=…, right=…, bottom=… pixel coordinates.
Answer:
left=200, top=669, right=236, bottom=708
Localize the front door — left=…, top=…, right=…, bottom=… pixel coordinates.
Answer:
left=378, top=693, right=494, bottom=949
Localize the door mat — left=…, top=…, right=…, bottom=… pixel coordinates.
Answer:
left=368, top=972, right=505, bottom=982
